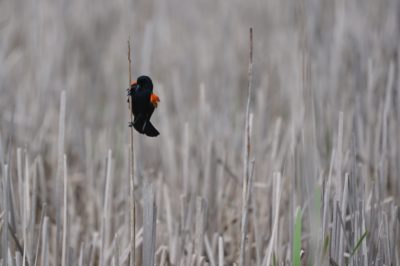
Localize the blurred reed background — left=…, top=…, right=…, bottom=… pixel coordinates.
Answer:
left=1, top=0, right=400, bottom=265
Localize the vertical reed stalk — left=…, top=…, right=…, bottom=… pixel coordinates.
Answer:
left=2, top=164, right=9, bottom=266
left=239, top=27, right=253, bottom=266
left=55, top=90, right=66, bottom=266
left=128, top=39, right=136, bottom=266
left=62, top=155, right=68, bottom=266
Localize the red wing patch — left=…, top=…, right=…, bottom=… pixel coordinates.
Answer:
left=150, top=93, right=160, bottom=107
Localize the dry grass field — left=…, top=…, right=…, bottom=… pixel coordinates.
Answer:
left=1, top=0, right=400, bottom=265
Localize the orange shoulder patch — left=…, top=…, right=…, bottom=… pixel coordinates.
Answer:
left=150, top=93, right=160, bottom=107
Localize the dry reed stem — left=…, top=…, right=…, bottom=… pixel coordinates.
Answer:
left=262, top=172, right=282, bottom=266
left=238, top=27, right=253, bottom=266
left=195, top=197, right=207, bottom=257
left=41, top=217, right=49, bottom=266
left=204, top=235, right=216, bottom=266
left=61, top=155, right=68, bottom=266
left=33, top=203, right=46, bottom=266
left=22, top=154, right=30, bottom=266
left=2, top=164, right=9, bottom=266
left=218, top=236, right=224, bottom=266
left=338, top=174, right=349, bottom=266
left=78, top=242, right=84, bottom=266
left=55, top=90, right=66, bottom=266
left=127, top=39, right=136, bottom=266
left=143, top=183, right=157, bottom=266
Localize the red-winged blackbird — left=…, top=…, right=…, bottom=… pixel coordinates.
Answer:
left=127, top=75, right=160, bottom=137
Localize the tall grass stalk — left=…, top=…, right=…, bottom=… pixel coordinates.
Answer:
left=22, top=154, right=30, bottom=266
left=2, top=164, right=9, bottom=266
left=262, top=172, right=282, bottom=266
left=55, top=90, right=66, bottom=266
left=41, top=217, right=49, bottom=266
left=62, top=155, right=68, bottom=266
left=33, top=203, right=46, bottom=266
left=239, top=27, right=253, bottom=266
left=143, top=183, right=157, bottom=266
left=338, top=173, right=349, bottom=265
left=127, top=39, right=136, bottom=266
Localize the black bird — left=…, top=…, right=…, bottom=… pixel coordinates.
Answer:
left=127, top=75, right=160, bottom=137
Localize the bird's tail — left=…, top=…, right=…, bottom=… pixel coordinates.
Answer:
left=143, top=120, right=159, bottom=137
left=132, top=116, right=160, bottom=137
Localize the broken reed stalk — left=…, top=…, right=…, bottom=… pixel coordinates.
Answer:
left=23, top=154, right=30, bottom=266
left=204, top=235, right=216, bottom=266
left=218, top=235, right=224, bottom=266
left=195, top=197, right=207, bottom=257
left=41, top=217, right=49, bottom=266
left=62, top=155, right=68, bottom=266
left=55, top=90, right=66, bottom=266
left=143, top=183, right=157, bottom=266
left=239, top=27, right=253, bottom=266
left=78, top=242, right=84, bottom=266
left=127, top=39, right=136, bottom=266
left=263, top=172, right=282, bottom=266
left=33, top=203, right=47, bottom=266
left=2, top=164, right=9, bottom=265
left=100, top=149, right=113, bottom=266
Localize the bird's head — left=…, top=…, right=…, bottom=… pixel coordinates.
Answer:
left=137, top=75, right=153, bottom=92
left=128, top=75, right=153, bottom=95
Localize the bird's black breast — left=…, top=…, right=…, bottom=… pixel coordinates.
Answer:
left=131, top=89, right=154, bottom=117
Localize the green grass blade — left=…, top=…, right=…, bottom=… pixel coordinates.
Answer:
left=322, top=234, right=330, bottom=259
left=350, top=231, right=368, bottom=257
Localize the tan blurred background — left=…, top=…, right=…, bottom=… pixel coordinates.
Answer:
left=1, top=0, right=398, bottom=170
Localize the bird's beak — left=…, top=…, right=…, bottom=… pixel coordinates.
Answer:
left=127, top=80, right=137, bottom=96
